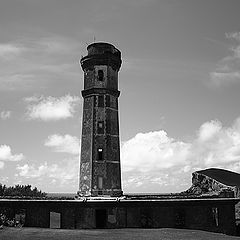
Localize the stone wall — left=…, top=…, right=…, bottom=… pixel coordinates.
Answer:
left=72, top=203, right=236, bottom=235
left=0, top=199, right=237, bottom=235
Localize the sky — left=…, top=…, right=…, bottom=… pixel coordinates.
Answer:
left=1, top=0, right=240, bottom=193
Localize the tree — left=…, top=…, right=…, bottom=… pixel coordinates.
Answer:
left=0, top=184, right=46, bottom=198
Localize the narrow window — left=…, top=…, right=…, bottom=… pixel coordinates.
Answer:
left=106, top=95, right=110, bottom=107
left=98, top=70, right=104, bottom=81
left=98, top=148, right=103, bottom=160
left=97, top=121, right=104, bottom=134
left=98, top=176, right=103, bottom=189
left=98, top=95, right=104, bottom=107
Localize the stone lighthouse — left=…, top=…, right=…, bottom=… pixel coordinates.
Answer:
left=78, top=42, right=123, bottom=197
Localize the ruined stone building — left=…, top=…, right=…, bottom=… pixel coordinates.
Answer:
left=0, top=42, right=239, bottom=235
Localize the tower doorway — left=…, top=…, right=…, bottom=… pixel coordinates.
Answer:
left=95, top=209, right=107, bottom=228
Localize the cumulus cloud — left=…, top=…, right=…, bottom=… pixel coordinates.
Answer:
left=45, top=134, right=80, bottom=155
left=0, top=176, right=8, bottom=183
left=190, top=118, right=240, bottom=168
left=25, top=95, right=80, bottom=121
left=16, top=157, right=79, bottom=186
left=0, top=145, right=24, bottom=162
left=0, top=111, right=11, bottom=120
left=210, top=32, right=240, bottom=86
left=121, top=117, right=240, bottom=192
left=10, top=116, right=240, bottom=193
left=0, top=43, right=24, bottom=60
left=121, top=131, right=190, bottom=173
left=0, top=145, right=24, bottom=169
left=226, top=32, right=240, bottom=42
left=197, top=120, right=222, bottom=141
left=121, top=130, right=191, bottom=192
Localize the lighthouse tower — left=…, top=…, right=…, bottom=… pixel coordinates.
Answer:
left=78, top=42, right=122, bottom=197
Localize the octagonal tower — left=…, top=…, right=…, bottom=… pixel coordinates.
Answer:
left=78, top=42, right=122, bottom=197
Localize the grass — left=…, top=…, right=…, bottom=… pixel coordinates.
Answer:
left=0, top=227, right=240, bottom=240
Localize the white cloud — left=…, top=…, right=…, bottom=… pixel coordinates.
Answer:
left=16, top=157, right=79, bottom=186
left=198, top=120, right=222, bottom=141
left=10, top=116, right=240, bottom=193
left=0, top=111, right=11, bottom=120
left=45, top=134, right=80, bottom=155
left=25, top=95, right=80, bottom=121
left=190, top=118, right=240, bottom=168
left=226, top=32, right=240, bottom=42
left=121, top=117, right=240, bottom=192
left=0, top=145, right=24, bottom=162
left=121, top=131, right=190, bottom=173
left=121, top=130, right=191, bottom=192
left=0, top=145, right=24, bottom=169
left=210, top=72, right=240, bottom=86
left=0, top=43, right=24, bottom=60
left=210, top=32, right=240, bottom=86
left=0, top=176, right=8, bottom=183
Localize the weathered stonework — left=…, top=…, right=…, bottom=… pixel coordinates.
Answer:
left=1, top=198, right=237, bottom=235
left=78, top=43, right=122, bottom=197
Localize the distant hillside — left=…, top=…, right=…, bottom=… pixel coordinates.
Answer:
left=197, top=168, right=240, bottom=187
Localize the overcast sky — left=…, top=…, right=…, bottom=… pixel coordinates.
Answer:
left=1, top=0, right=240, bottom=193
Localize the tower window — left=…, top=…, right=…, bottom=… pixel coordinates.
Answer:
left=98, top=95, right=104, bottom=107
left=106, top=95, right=110, bottom=107
left=98, top=176, right=103, bottom=189
left=98, top=148, right=103, bottom=160
left=98, top=70, right=104, bottom=81
left=97, top=121, right=104, bottom=134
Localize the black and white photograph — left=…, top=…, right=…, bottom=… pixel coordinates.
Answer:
left=1, top=0, right=240, bottom=239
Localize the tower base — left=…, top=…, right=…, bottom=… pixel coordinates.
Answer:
left=77, top=189, right=123, bottom=198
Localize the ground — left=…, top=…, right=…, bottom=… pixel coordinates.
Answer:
left=0, top=228, right=239, bottom=240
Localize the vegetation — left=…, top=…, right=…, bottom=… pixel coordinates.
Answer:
left=46, top=192, right=75, bottom=200
left=0, top=184, right=47, bottom=199
left=0, top=213, right=24, bottom=228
